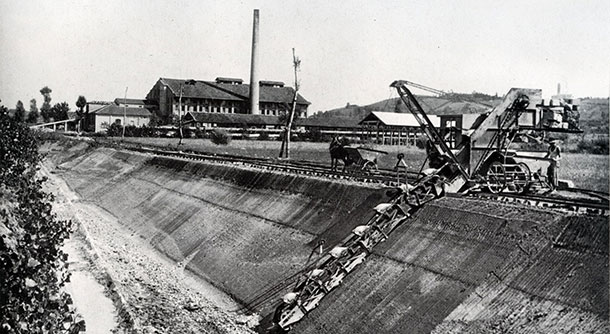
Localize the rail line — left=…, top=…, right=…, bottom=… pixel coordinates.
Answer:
left=127, top=145, right=415, bottom=185
left=462, top=191, right=609, bottom=216
left=122, top=144, right=608, bottom=216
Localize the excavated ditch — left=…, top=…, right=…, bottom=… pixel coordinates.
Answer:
left=48, top=143, right=608, bottom=333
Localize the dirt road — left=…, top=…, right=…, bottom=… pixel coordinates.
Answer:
left=43, top=163, right=256, bottom=334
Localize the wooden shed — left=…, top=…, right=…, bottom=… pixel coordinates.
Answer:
left=359, top=111, right=440, bottom=145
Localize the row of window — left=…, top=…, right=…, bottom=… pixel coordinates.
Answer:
left=173, top=103, right=296, bottom=116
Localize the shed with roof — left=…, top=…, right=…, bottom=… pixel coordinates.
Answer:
left=359, top=111, right=440, bottom=146
left=93, top=104, right=152, bottom=132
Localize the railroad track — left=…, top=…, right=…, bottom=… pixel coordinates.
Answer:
left=461, top=191, right=609, bottom=216
left=127, top=145, right=416, bottom=186
left=122, top=144, right=608, bottom=216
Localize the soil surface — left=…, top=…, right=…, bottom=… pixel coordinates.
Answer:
left=41, top=141, right=608, bottom=334
left=43, top=163, right=256, bottom=334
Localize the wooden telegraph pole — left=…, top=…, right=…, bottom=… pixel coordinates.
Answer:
left=178, top=83, right=184, bottom=146
left=121, top=86, right=128, bottom=140
left=279, top=48, right=301, bottom=159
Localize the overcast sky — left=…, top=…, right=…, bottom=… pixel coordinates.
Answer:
left=1, top=0, right=609, bottom=113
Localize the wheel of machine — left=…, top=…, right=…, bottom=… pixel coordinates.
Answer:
left=486, top=161, right=506, bottom=193
left=512, top=162, right=531, bottom=194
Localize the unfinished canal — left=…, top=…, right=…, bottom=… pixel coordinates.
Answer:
left=45, top=141, right=608, bottom=334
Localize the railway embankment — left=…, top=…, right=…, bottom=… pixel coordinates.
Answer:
left=45, top=141, right=608, bottom=333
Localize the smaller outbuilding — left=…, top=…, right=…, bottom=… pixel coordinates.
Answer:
left=359, top=111, right=440, bottom=145
left=93, top=104, right=152, bottom=132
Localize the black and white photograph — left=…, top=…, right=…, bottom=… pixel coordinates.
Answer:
left=1, top=1, right=608, bottom=333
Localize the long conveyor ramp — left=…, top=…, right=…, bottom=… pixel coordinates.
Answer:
left=269, top=165, right=466, bottom=333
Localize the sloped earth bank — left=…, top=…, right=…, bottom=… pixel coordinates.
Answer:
left=42, top=144, right=255, bottom=334
left=43, top=142, right=608, bottom=333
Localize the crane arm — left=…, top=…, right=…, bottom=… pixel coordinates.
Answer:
left=397, top=80, right=446, bottom=96
left=390, top=80, right=469, bottom=181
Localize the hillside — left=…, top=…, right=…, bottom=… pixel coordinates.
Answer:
left=313, top=95, right=608, bottom=135
left=312, top=93, right=502, bottom=121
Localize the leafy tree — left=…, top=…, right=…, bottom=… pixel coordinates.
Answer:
left=0, top=105, right=81, bottom=332
left=14, top=100, right=26, bottom=122
left=27, top=99, right=39, bottom=123
left=50, top=102, right=70, bottom=121
left=75, top=96, right=87, bottom=130
left=148, top=112, right=162, bottom=127
left=39, top=86, right=52, bottom=122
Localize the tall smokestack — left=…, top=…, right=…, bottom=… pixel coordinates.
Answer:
left=557, top=83, right=561, bottom=94
left=249, top=9, right=260, bottom=115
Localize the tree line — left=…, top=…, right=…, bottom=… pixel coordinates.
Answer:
left=10, top=86, right=88, bottom=127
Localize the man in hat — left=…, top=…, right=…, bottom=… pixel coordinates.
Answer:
left=544, top=138, right=562, bottom=190
left=394, top=153, right=409, bottom=186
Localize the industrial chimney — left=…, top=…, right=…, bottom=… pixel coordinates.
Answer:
left=249, top=9, right=260, bottom=115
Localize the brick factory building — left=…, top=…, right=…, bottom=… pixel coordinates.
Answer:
left=145, top=77, right=310, bottom=122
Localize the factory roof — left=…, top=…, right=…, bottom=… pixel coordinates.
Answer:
left=159, top=78, right=310, bottom=105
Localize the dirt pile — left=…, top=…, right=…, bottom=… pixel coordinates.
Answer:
left=46, top=143, right=608, bottom=333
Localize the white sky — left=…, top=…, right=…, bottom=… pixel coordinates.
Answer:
left=1, top=0, right=609, bottom=113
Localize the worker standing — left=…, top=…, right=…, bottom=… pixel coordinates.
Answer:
left=394, top=153, right=409, bottom=186
left=544, top=138, right=561, bottom=190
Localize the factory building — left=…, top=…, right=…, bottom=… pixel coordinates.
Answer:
left=145, top=77, right=310, bottom=122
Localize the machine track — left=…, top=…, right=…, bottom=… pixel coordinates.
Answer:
left=463, top=191, right=609, bottom=216
left=121, top=144, right=608, bottom=216
left=126, top=145, right=417, bottom=185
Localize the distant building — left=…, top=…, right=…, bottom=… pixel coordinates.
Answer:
left=359, top=111, right=441, bottom=145
left=91, top=103, right=152, bottom=132
left=146, top=77, right=310, bottom=122
left=113, top=98, right=155, bottom=109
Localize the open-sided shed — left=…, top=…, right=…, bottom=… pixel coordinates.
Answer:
left=359, top=111, right=440, bottom=145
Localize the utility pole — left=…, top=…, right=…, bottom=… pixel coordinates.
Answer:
left=178, top=83, right=184, bottom=146
left=279, top=48, right=301, bottom=159
left=121, top=86, right=128, bottom=140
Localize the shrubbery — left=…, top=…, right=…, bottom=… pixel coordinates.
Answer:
left=258, top=131, right=270, bottom=141
left=210, top=128, right=231, bottom=145
left=105, top=123, right=160, bottom=137
left=299, top=128, right=330, bottom=142
left=577, top=138, right=609, bottom=155
left=0, top=106, right=80, bottom=332
left=194, top=128, right=206, bottom=139
left=415, top=135, right=427, bottom=149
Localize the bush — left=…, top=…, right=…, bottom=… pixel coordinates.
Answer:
left=304, top=128, right=324, bottom=142
left=106, top=122, right=123, bottom=136
left=194, top=128, right=206, bottom=139
left=30, top=128, right=64, bottom=141
left=0, top=106, right=81, bottom=332
left=577, top=138, right=609, bottom=155
left=258, top=131, right=270, bottom=141
left=84, top=131, right=108, bottom=138
left=210, top=128, right=231, bottom=145
left=415, top=135, right=427, bottom=149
